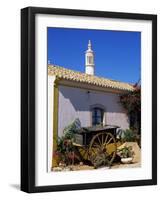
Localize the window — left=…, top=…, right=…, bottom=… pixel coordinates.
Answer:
left=87, top=56, right=93, bottom=64
left=92, top=107, right=104, bottom=126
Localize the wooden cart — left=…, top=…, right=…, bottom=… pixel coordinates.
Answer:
left=73, top=125, right=119, bottom=166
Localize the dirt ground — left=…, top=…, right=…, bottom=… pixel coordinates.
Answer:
left=111, top=162, right=141, bottom=169
left=52, top=161, right=141, bottom=172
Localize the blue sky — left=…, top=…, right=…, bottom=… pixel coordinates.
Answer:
left=48, top=27, right=141, bottom=84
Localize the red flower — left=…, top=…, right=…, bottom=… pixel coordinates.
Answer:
left=67, top=152, right=75, bottom=160
left=53, top=151, right=59, bottom=157
left=63, top=139, right=70, bottom=146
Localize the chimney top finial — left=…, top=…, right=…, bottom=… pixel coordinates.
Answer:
left=88, top=40, right=91, bottom=50
left=85, top=40, right=95, bottom=75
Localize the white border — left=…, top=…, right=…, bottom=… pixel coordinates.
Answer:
left=35, top=14, right=152, bottom=186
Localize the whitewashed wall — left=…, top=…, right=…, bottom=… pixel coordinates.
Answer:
left=58, top=85, right=129, bottom=137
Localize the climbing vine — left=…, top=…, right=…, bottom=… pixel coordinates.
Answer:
left=120, top=85, right=141, bottom=133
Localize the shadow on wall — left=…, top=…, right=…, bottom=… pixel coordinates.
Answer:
left=58, top=85, right=130, bottom=134
left=59, top=85, right=127, bottom=113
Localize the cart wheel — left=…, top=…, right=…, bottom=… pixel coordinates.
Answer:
left=88, top=132, right=117, bottom=166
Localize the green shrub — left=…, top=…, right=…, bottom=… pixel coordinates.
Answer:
left=63, top=118, right=81, bottom=139
left=55, top=118, right=81, bottom=166
left=117, top=146, right=134, bottom=158
left=121, top=129, right=137, bottom=142
left=90, top=151, right=110, bottom=169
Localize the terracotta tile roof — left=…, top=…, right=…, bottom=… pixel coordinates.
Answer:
left=48, top=65, right=134, bottom=92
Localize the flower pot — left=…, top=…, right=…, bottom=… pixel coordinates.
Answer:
left=121, top=157, right=133, bottom=164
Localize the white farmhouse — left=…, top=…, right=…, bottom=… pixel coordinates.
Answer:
left=48, top=40, right=134, bottom=169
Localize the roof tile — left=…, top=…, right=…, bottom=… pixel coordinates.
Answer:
left=48, top=65, right=134, bottom=92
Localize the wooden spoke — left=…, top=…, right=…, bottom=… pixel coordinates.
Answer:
left=102, top=134, right=104, bottom=144
left=106, top=137, right=113, bottom=145
left=97, top=136, right=102, bottom=145
left=104, top=134, right=109, bottom=145
left=93, top=144, right=100, bottom=148
left=89, top=132, right=117, bottom=166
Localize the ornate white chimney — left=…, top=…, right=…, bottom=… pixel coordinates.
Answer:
left=85, top=40, right=95, bottom=75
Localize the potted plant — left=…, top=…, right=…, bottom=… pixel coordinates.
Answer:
left=117, top=146, right=134, bottom=164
